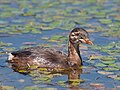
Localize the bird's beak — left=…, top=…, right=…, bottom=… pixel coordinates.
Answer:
left=79, top=38, right=93, bottom=45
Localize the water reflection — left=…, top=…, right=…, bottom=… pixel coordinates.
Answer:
left=8, top=61, right=84, bottom=89
left=67, top=68, right=84, bottom=90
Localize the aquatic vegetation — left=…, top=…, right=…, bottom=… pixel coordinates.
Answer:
left=0, top=0, right=120, bottom=89
left=0, top=86, right=17, bottom=90
left=23, top=86, right=56, bottom=90
left=0, top=41, right=12, bottom=47
left=0, top=0, right=119, bottom=36
left=49, top=35, right=68, bottom=42
left=89, top=41, right=120, bottom=81
left=99, top=19, right=112, bottom=24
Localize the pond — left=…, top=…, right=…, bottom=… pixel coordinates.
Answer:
left=0, top=0, right=120, bottom=90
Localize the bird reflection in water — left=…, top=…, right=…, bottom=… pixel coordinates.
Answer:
left=8, top=62, right=86, bottom=90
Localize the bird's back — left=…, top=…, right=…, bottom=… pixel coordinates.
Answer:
left=9, top=46, right=68, bottom=70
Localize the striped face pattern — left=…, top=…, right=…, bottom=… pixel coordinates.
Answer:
left=69, top=28, right=88, bottom=44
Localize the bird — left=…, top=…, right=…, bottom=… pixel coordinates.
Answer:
left=8, top=28, right=93, bottom=72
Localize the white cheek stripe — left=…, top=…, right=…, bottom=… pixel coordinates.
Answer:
left=71, top=32, right=75, bottom=35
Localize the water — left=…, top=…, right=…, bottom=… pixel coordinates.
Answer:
left=0, top=29, right=119, bottom=90
left=0, top=0, right=120, bottom=90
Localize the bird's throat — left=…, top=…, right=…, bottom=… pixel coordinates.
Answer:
left=68, top=41, right=82, bottom=66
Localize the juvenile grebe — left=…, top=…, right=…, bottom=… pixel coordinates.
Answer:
left=8, top=28, right=93, bottom=71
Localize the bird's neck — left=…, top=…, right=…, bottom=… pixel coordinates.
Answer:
left=68, top=41, right=82, bottom=67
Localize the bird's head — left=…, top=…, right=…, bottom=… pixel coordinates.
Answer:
left=69, top=28, right=93, bottom=45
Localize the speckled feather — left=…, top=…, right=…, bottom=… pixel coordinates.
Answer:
left=10, top=46, right=68, bottom=68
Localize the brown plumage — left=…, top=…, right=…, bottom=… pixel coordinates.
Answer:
left=8, top=28, right=93, bottom=72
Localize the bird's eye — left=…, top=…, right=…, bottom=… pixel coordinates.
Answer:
left=83, top=34, right=86, bottom=37
left=71, top=34, right=75, bottom=37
